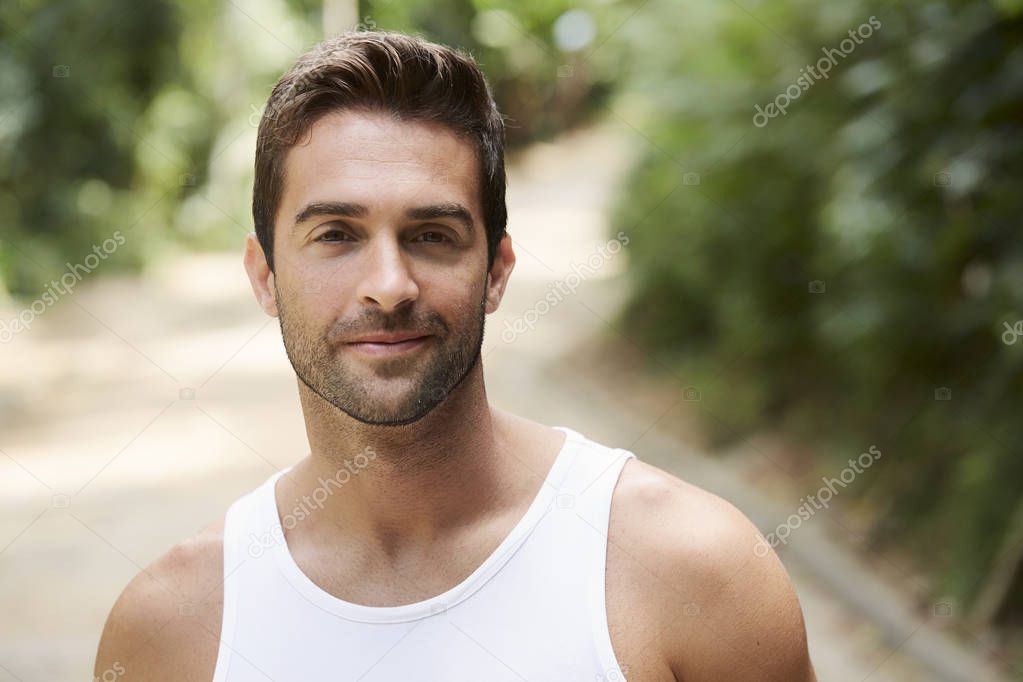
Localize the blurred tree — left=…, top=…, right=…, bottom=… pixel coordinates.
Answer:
left=0, top=0, right=220, bottom=295
left=0, top=0, right=632, bottom=296
left=610, top=0, right=1023, bottom=652
left=363, top=0, right=623, bottom=147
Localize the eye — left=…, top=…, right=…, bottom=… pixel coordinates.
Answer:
left=414, top=230, right=451, bottom=244
left=315, top=229, right=353, bottom=243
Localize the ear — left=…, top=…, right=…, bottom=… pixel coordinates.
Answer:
left=484, top=232, right=515, bottom=314
left=243, top=232, right=279, bottom=317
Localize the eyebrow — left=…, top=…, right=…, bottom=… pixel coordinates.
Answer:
left=295, top=201, right=366, bottom=227
left=293, top=201, right=474, bottom=234
left=406, top=203, right=475, bottom=233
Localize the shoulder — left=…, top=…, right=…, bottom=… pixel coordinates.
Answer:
left=608, top=458, right=816, bottom=681
left=94, top=517, right=226, bottom=682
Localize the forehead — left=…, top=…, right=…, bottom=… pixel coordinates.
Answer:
left=278, top=109, right=480, bottom=223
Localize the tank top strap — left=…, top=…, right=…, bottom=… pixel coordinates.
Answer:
left=213, top=469, right=289, bottom=682
left=543, top=429, right=636, bottom=680
left=554, top=428, right=636, bottom=526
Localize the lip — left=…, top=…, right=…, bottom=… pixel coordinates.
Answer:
left=345, top=335, right=432, bottom=357
left=349, top=332, right=429, bottom=344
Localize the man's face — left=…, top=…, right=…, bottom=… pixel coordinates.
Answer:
left=268, top=109, right=490, bottom=426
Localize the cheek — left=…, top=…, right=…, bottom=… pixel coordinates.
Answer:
left=293, top=260, right=346, bottom=297
left=283, top=256, right=356, bottom=297
left=279, top=278, right=346, bottom=330
left=426, top=271, right=483, bottom=307
left=445, top=288, right=488, bottom=328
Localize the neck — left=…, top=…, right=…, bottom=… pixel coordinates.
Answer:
left=279, top=363, right=530, bottom=556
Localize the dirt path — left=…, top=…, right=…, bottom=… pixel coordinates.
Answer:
left=0, top=121, right=1005, bottom=681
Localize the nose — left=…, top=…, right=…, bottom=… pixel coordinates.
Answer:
left=354, top=233, right=419, bottom=311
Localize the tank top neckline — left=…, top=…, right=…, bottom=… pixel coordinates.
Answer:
left=260, top=425, right=582, bottom=624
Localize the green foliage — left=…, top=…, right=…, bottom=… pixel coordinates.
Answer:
left=0, top=0, right=627, bottom=296
left=612, top=0, right=1023, bottom=623
left=0, top=0, right=221, bottom=295
left=364, top=0, right=621, bottom=146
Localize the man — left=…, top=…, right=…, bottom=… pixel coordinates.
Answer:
left=95, top=31, right=816, bottom=681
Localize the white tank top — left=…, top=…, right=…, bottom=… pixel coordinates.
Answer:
left=211, top=426, right=635, bottom=682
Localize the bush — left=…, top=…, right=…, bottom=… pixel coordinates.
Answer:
left=612, top=0, right=1023, bottom=632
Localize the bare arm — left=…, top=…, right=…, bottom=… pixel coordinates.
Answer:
left=94, top=521, right=225, bottom=682
left=610, top=460, right=816, bottom=681
left=665, top=506, right=817, bottom=682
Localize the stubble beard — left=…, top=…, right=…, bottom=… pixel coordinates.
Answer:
left=276, top=285, right=487, bottom=427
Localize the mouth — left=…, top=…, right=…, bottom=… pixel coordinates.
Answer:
left=345, top=334, right=433, bottom=357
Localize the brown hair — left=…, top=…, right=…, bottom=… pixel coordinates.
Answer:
left=252, top=30, right=508, bottom=273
